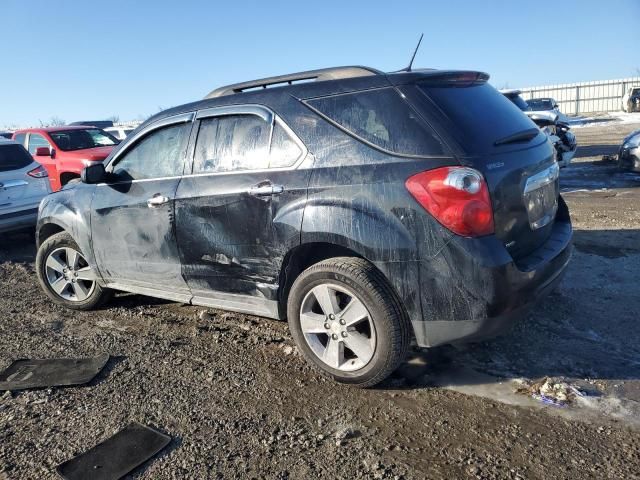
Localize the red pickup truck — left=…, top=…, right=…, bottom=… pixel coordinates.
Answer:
left=12, top=126, right=117, bottom=191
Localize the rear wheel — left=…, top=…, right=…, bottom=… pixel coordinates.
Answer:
left=36, top=232, right=112, bottom=310
left=287, top=257, right=411, bottom=388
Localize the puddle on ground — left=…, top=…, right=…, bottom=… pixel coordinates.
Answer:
left=409, top=357, right=640, bottom=428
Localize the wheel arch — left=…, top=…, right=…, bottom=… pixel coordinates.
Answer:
left=37, top=221, right=66, bottom=248
left=277, top=241, right=418, bottom=327
left=59, top=172, right=81, bottom=186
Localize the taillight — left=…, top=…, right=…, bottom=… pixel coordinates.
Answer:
left=405, top=166, right=494, bottom=237
left=27, top=165, right=48, bottom=178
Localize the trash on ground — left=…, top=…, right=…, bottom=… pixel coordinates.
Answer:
left=515, top=377, right=587, bottom=407
left=56, top=422, right=171, bottom=480
left=531, top=393, right=567, bottom=408
left=602, top=154, right=617, bottom=162
left=0, top=353, right=109, bottom=391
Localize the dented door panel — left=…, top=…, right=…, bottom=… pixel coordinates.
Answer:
left=91, top=179, right=188, bottom=290
left=175, top=167, right=311, bottom=299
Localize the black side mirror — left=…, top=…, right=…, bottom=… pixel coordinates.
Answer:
left=81, top=163, right=106, bottom=184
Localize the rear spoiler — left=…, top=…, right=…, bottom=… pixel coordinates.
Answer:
left=388, top=70, right=490, bottom=88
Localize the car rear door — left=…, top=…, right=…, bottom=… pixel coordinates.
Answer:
left=90, top=113, right=194, bottom=300
left=174, top=106, right=311, bottom=315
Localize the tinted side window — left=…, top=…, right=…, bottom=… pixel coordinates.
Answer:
left=270, top=122, right=302, bottom=168
left=193, top=115, right=271, bottom=173
left=28, top=133, right=50, bottom=154
left=0, top=144, right=33, bottom=172
left=306, top=88, right=445, bottom=156
left=112, top=123, right=190, bottom=180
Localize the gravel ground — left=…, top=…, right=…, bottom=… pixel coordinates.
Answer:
left=1, top=119, right=640, bottom=479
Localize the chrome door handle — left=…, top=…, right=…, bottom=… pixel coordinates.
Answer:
left=0, top=180, right=28, bottom=189
left=248, top=183, right=285, bottom=197
left=147, top=195, right=170, bottom=208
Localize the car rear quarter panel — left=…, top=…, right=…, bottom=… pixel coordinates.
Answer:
left=294, top=109, right=459, bottom=329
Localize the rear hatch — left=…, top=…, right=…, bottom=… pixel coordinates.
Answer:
left=0, top=143, right=49, bottom=213
left=398, top=74, right=559, bottom=261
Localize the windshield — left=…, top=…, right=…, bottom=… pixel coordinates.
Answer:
left=49, top=128, right=117, bottom=151
left=527, top=98, right=554, bottom=110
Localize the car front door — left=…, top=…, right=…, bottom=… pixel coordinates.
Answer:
left=174, top=106, right=311, bottom=316
left=90, top=113, right=194, bottom=301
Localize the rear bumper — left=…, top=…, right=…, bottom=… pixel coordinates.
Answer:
left=0, top=207, right=39, bottom=233
left=412, top=206, right=573, bottom=347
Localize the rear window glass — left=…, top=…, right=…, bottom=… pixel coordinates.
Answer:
left=418, top=83, right=538, bottom=152
left=0, top=144, right=33, bottom=172
left=306, top=88, right=445, bottom=156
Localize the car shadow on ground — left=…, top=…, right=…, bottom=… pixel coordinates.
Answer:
left=574, top=144, right=620, bottom=158
left=560, top=158, right=640, bottom=191
left=0, top=229, right=36, bottom=263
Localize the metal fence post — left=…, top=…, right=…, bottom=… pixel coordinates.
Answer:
left=575, top=86, right=580, bottom=115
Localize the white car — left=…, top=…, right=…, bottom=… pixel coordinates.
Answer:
left=622, top=86, right=640, bottom=113
left=500, top=89, right=577, bottom=168
left=526, top=97, right=570, bottom=123
left=0, top=139, right=51, bottom=233
left=104, top=126, right=136, bottom=141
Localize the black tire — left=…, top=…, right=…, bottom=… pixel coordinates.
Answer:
left=36, top=231, right=112, bottom=311
left=287, top=257, right=411, bottom=388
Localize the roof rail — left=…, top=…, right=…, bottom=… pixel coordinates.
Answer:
left=204, top=66, right=383, bottom=99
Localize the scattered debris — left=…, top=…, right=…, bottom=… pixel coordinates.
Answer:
left=602, top=154, right=617, bottom=162
left=335, top=427, right=356, bottom=441
left=56, top=422, right=170, bottom=480
left=515, top=377, right=586, bottom=407
left=281, top=345, right=295, bottom=356
left=531, top=393, right=567, bottom=408
left=0, top=354, right=109, bottom=391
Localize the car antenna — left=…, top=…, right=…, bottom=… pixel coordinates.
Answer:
left=393, top=33, right=424, bottom=73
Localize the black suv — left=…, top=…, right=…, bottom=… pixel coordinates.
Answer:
left=35, top=66, right=572, bottom=387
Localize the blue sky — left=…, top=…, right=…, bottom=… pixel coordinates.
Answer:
left=2, top=0, right=638, bottom=126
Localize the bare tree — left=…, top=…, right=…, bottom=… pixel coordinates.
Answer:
left=48, top=116, right=66, bottom=126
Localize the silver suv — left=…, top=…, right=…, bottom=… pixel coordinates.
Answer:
left=0, top=139, right=51, bottom=233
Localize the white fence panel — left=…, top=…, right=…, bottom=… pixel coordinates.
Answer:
left=517, top=77, right=640, bottom=115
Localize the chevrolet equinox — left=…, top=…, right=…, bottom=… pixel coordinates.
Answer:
left=35, top=66, right=572, bottom=387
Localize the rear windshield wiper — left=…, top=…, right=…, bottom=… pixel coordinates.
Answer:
left=494, top=128, right=540, bottom=146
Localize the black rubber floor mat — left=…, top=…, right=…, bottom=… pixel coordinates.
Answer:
left=57, top=422, right=171, bottom=480
left=0, top=353, right=109, bottom=391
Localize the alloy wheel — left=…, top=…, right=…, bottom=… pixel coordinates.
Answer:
left=44, top=247, right=96, bottom=302
left=299, top=283, right=376, bottom=372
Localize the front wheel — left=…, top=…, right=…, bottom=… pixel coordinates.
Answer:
left=287, top=257, right=411, bottom=388
left=36, top=232, right=112, bottom=310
